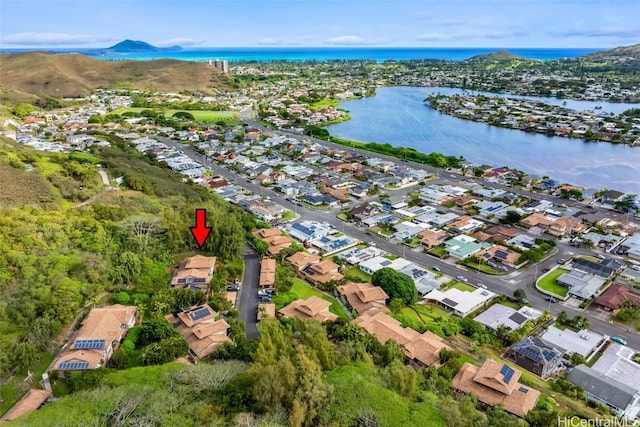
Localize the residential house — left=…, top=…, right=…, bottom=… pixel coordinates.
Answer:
left=556, top=270, right=606, bottom=299
left=473, top=304, right=542, bottom=331
left=475, top=201, right=509, bottom=219
left=445, top=235, right=490, bottom=259
left=336, top=282, right=389, bottom=316
left=520, top=213, right=554, bottom=230
left=568, top=365, right=640, bottom=420
left=359, top=256, right=411, bottom=275
left=287, top=221, right=333, bottom=243
left=170, top=255, right=216, bottom=293
left=259, top=258, right=276, bottom=288
left=252, top=228, right=293, bottom=255
left=595, top=283, right=640, bottom=311
left=600, top=190, right=625, bottom=209
left=425, top=287, right=496, bottom=317
left=476, top=245, right=522, bottom=268
left=278, top=296, right=338, bottom=322
left=303, top=259, right=344, bottom=284
left=547, top=217, right=586, bottom=237
left=452, top=359, right=541, bottom=417
left=350, top=203, right=380, bottom=222
left=398, top=263, right=441, bottom=295
left=354, top=312, right=450, bottom=368
left=418, top=229, right=449, bottom=248
left=540, top=326, right=603, bottom=358
left=311, top=234, right=358, bottom=256
left=592, top=343, right=640, bottom=397
left=505, top=336, right=563, bottom=378
left=53, top=304, right=137, bottom=372
left=447, top=215, right=485, bottom=234
left=287, top=251, right=321, bottom=271
left=164, top=305, right=230, bottom=359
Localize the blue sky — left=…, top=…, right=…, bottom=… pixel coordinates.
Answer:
left=1, top=0, right=638, bottom=48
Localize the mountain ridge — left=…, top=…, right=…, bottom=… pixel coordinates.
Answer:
left=106, top=39, right=183, bottom=52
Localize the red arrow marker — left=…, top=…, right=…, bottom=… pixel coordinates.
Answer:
left=189, top=209, right=212, bottom=249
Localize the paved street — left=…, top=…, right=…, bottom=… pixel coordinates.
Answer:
left=158, top=128, right=640, bottom=349
left=238, top=246, right=260, bottom=339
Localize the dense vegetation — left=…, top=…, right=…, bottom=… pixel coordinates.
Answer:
left=11, top=318, right=542, bottom=427
left=0, top=135, right=250, bottom=409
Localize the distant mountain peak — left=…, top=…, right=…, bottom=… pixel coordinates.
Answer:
left=107, top=39, right=183, bottom=52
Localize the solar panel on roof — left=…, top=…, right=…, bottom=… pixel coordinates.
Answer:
left=500, top=364, right=515, bottom=383
left=74, top=339, right=105, bottom=350
left=381, top=260, right=391, bottom=266
left=59, top=361, right=90, bottom=370
left=518, top=386, right=529, bottom=393
left=495, top=250, right=509, bottom=259
left=190, top=307, right=210, bottom=320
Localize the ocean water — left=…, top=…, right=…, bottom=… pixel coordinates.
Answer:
left=0, top=47, right=603, bottom=62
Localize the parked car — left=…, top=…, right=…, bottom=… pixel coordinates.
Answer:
left=477, top=283, right=487, bottom=289
left=227, top=285, right=240, bottom=292
left=258, top=289, right=269, bottom=297
left=543, top=268, right=550, bottom=272
left=595, top=254, right=606, bottom=260
left=545, top=297, right=556, bottom=303
left=259, top=296, right=272, bottom=303
left=557, top=258, right=566, bottom=264
left=432, top=266, right=440, bottom=272
left=456, top=275, right=468, bottom=283
left=612, top=336, right=627, bottom=346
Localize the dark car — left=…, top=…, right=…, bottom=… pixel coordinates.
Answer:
left=227, top=285, right=240, bottom=291
left=259, top=296, right=272, bottom=303
left=545, top=297, right=556, bottom=303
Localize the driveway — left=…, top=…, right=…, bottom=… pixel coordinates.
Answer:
left=239, top=245, right=260, bottom=339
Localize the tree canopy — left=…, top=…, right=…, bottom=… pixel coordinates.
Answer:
left=371, top=268, right=418, bottom=305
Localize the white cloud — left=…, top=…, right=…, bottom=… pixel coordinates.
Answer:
left=557, top=27, right=640, bottom=38
left=157, top=38, right=203, bottom=47
left=324, top=35, right=367, bottom=46
left=257, top=37, right=302, bottom=46
left=1, top=32, right=118, bottom=46
left=418, top=30, right=529, bottom=42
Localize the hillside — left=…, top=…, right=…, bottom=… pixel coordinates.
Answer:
left=584, top=43, right=640, bottom=58
left=0, top=52, right=233, bottom=101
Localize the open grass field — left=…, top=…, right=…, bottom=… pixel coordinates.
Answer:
left=344, top=267, right=372, bottom=283
left=537, top=268, right=569, bottom=298
left=290, top=279, right=349, bottom=318
left=111, top=107, right=239, bottom=124
left=308, top=98, right=340, bottom=111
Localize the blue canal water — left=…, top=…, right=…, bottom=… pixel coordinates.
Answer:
left=327, top=87, right=640, bottom=193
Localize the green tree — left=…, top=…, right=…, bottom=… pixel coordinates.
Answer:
left=11, top=342, right=38, bottom=370
left=115, top=292, right=131, bottom=305
left=386, top=360, right=417, bottom=398
left=371, top=268, right=418, bottom=305
left=138, top=318, right=177, bottom=346
left=289, top=346, right=333, bottom=427
left=12, top=103, right=35, bottom=118
left=513, top=289, right=527, bottom=301
left=500, top=210, right=523, bottom=225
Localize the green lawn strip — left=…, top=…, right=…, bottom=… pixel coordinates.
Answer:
left=537, top=268, right=569, bottom=298
left=290, top=279, right=349, bottom=318
left=344, top=267, right=372, bottom=283
left=451, top=282, right=477, bottom=292
left=308, top=98, right=340, bottom=111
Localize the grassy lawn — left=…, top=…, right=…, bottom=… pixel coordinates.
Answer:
left=412, top=303, right=450, bottom=320
left=281, top=210, right=296, bottom=221
left=428, top=246, right=447, bottom=258
left=404, top=237, right=421, bottom=248
left=290, top=279, right=349, bottom=318
left=452, top=282, right=476, bottom=292
left=111, top=107, right=239, bottom=124
left=336, top=212, right=348, bottom=221
left=460, top=258, right=498, bottom=274
left=408, top=191, right=420, bottom=198
left=382, top=254, right=398, bottom=260
left=537, top=268, right=569, bottom=298
left=303, top=202, right=330, bottom=210
left=344, top=267, right=372, bottom=283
